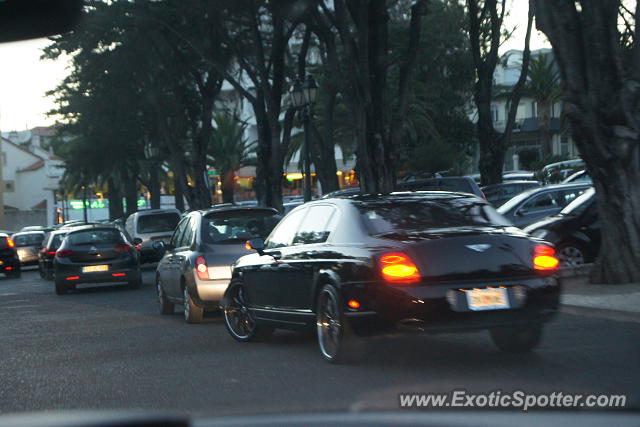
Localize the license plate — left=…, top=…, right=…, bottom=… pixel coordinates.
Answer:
left=82, top=265, right=109, bottom=273
left=466, top=288, right=509, bottom=311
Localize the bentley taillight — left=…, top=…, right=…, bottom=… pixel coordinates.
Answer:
left=533, top=245, right=559, bottom=271
left=380, top=252, right=420, bottom=284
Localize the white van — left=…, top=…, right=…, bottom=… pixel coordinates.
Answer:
left=124, top=209, right=181, bottom=263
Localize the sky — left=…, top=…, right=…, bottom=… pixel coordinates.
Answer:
left=0, top=1, right=550, bottom=133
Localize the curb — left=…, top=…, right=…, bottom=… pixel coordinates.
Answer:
left=560, top=303, right=640, bottom=323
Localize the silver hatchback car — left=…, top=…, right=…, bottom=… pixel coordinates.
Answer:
left=124, top=209, right=181, bottom=263
left=154, top=206, right=281, bottom=323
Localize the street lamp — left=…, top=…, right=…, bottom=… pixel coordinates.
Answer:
left=289, top=75, right=319, bottom=202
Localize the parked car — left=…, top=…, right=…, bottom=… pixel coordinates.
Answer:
left=538, top=159, right=585, bottom=183
left=53, top=225, right=142, bottom=295
left=11, top=231, right=46, bottom=266
left=524, top=188, right=599, bottom=267
left=124, top=209, right=181, bottom=263
left=322, top=177, right=484, bottom=199
left=283, top=201, right=304, bottom=215
left=154, top=206, right=281, bottom=323
left=222, top=192, right=561, bottom=363
left=38, top=229, right=69, bottom=280
left=497, top=183, right=592, bottom=228
left=562, top=169, right=592, bottom=184
left=481, top=181, right=542, bottom=208
left=19, top=225, right=51, bottom=232
left=502, top=171, right=536, bottom=181
left=0, top=233, right=20, bottom=278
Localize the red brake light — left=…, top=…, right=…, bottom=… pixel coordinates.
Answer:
left=66, top=276, right=79, bottom=280
left=6, top=238, right=15, bottom=248
left=195, top=256, right=210, bottom=280
left=114, top=243, right=133, bottom=253
left=47, top=250, right=56, bottom=255
left=380, top=252, right=420, bottom=284
left=55, top=249, right=73, bottom=258
left=534, top=245, right=559, bottom=271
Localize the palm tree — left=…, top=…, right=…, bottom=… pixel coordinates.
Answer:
left=208, top=113, right=256, bottom=203
left=526, top=53, right=561, bottom=158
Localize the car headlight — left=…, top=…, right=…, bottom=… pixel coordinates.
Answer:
left=530, top=229, right=550, bottom=239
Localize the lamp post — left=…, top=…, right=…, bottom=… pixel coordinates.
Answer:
left=144, top=141, right=161, bottom=209
left=290, top=75, right=318, bottom=202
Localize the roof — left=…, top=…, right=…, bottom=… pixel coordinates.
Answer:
left=325, top=191, right=477, bottom=202
left=18, top=159, right=45, bottom=173
left=30, top=126, right=57, bottom=136
left=31, top=199, right=47, bottom=209
left=1, top=137, right=43, bottom=161
left=201, top=206, right=279, bottom=216
left=65, top=224, right=119, bottom=234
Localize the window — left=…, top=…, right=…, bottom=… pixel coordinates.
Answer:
left=125, top=216, right=135, bottom=236
left=68, top=229, right=122, bottom=245
left=266, top=208, right=307, bottom=248
left=491, top=106, right=498, bottom=122
left=1, top=152, right=6, bottom=166
left=292, top=205, right=337, bottom=245
left=520, top=193, right=557, bottom=213
left=12, top=233, right=45, bottom=247
left=137, top=213, right=180, bottom=234
left=357, top=195, right=511, bottom=236
left=559, top=188, right=587, bottom=206
left=4, top=180, right=14, bottom=192
left=179, top=218, right=196, bottom=248
left=202, top=211, right=279, bottom=244
left=170, top=218, right=189, bottom=247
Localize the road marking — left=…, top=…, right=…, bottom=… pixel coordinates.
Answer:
left=0, top=293, right=18, bottom=297
left=3, top=305, right=39, bottom=309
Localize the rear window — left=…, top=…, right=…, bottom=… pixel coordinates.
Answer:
left=137, top=213, right=180, bottom=234
left=12, top=233, right=45, bottom=247
left=356, top=196, right=510, bottom=236
left=0, top=236, right=10, bottom=248
left=202, top=211, right=280, bottom=244
left=49, top=234, right=67, bottom=250
left=67, top=229, right=123, bottom=245
left=397, top=178, right=475, bottom=194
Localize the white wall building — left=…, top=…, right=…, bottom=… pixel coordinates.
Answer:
left=1, top=126, right=64, bottom=227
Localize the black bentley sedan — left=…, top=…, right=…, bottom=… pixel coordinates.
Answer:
left=223, top=192, right=561, bottom=363
left=53, top=225, right=142, bottom=295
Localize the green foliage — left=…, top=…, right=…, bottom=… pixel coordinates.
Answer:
left=209, top=113, right=255, bottom=173
left=526, top=53, right=561, bottom=106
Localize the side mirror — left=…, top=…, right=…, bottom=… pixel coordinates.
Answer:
left=246, top=238, right=265, bottom=256
left=133, top=237, right=143, bottom=245
left=152, top=241, right=165, bottom=251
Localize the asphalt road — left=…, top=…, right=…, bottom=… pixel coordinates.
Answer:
left=1, top=267, right=638, bottom=417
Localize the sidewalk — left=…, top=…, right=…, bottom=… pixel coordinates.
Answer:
left=558, top=264, right=640, bottom=323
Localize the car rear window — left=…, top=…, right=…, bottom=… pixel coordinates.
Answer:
left=137, top=213, right=180, bottom=234
left=50, top=234, right=66, bottom=250
left=355, top=195, right=510, bottom=236
left=397, top=178, right=476, bottom=195
left=0, top=236, right=10, bottom=248
left=12, top=233, right=45, bottom=247
left=67, top=229, right=123, bottom=245
left=202, top=211, right=280, bottom=244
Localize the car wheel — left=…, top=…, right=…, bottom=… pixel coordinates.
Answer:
left=183, top=285, right=203, bottom=324
left=38, top=264, right=45, bottom=279
left=316, top=284, right=363, bottom=364
left=223, top=283, right=273, bottom=342
left=54, top=278, right=68, bottom=295
left=45, top=268, right=54, bottom=281
left=490, top=324, right=542, bottom=353
left=156, top=277, right=174, bottom=315
left=556, top=243, right=587, bottom=267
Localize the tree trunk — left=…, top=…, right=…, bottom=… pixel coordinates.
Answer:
left=149, top=164, right=161, bottom=209
left=107, top=177, right=124, bottom=221
left=124, top=178, right=138, bottom=217
left=311, top=121, right=339, bottom=194
left=220, top=167, right=235, bottom=204
left=173, top=172, right=185, bottom=212
left=538, top=103, right=553, bottom=158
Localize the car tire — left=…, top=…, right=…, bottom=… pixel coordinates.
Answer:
left=490, top=324, right=542, bottom=353
left=54, top=279, right=68, bottom=295
left=223, top=282, right=273, bottom=342
left=183, top=285, right=204, bottom=324
left=45, top=268, right=54, bottom=281
left=316, top=284, right=364, bottom=364
left=129, top=269, right=142, bottom=289
left=556, top=242, right=588, bottom=268
left=38, top=264, right=45, bottom=279
left=156, top=277, right=174, bottom=315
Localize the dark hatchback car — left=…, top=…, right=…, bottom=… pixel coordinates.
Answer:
left=524, top=188, right=599, bottom=267
left=11, top=231, right=46, bottom=266
left=0, top=233, right=20, bottom=278
left=481, top=181, right=542, bottom=208
left=223, top=192, right=561, bottom=363
left=155, top=206, right=280, bottom=323
left=53, top=226, right=142, bottom=295
left=38, top=230, right=69, bottom=280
